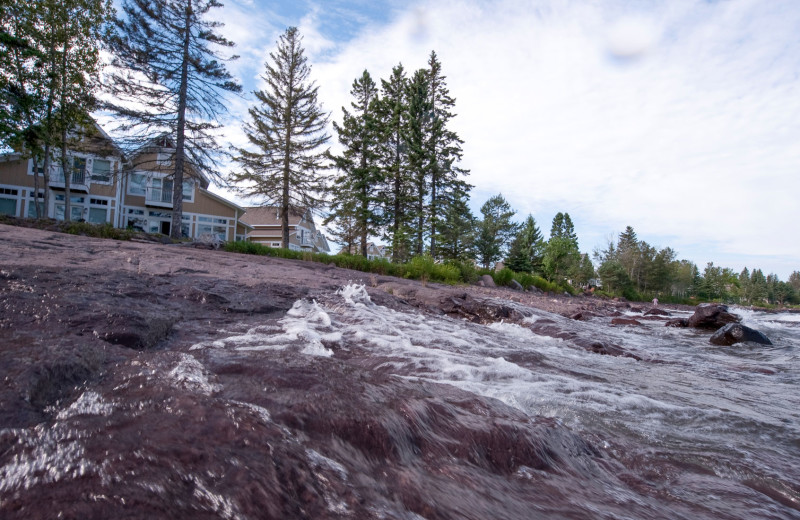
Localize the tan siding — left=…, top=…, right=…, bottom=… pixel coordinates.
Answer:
left=0, top=159, right=34, bottom=187
left=125, top=193, right=147, bottom=206
left=185, top=192, right=236, bottom=218
left=90, top=183, right=117, bottom=198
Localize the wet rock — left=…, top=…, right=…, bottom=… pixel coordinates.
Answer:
left=687, top=303, right=742, bottom=329
left=611, top=317, right=642, bottom=326
left=98, top=313, right=176, bottom=350
left=644, top=307, right=671, bottom=317
left=709, top=323, right=773, bottom=346
left=665, top=318, right=689, bottom=327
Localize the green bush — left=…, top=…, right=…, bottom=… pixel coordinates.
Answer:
left=492, top=268, right=515, bottom=287
left=444, top=259, right=479, bottom=284
left=61, top=221, right=133, bottom=241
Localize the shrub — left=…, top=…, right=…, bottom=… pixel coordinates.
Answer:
left=61, top=221, right=133, bottom=241
left=445, top=259, right=479, bottom=284
left=491, top=268, right=515, bottom=287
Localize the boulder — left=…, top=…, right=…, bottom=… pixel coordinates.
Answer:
left=687, top=303, right=741, bottom=329
left=709, top=323, right=773, bottom=346
left=665, top=318, right=689, bottom=327
left=509, top=279, right=524, bottom=291
left=644, top=307, right=671, bottom=317
left=611, top=317, right=642, bottom=326
left=481, top=274, right=496, bottom=288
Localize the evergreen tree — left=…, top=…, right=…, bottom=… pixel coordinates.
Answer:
left=105, top=0, right=241, bottom=238
left=750, top=268, right=768, bottom=303
left=424, top=51, right=469, bottom=257
left=474, top=194, right=517, bottom=268
left=228, top=27, right=329, bottom=248
left=403, top=68, right=431, bottom=257
left=505, top=214, right=544, bottom=273
left=326, top=70, right=382, bottom=257
left=375, top=64, right=414, bottom=262
left=543, top=212, right=580, bottom=284
left=324, top=205, right=359, bottom=255
left=574, top=254, right=596, bottom=287
left=436, top=184, right=475, bottom=261
left=738, top=267, right=751, bottom=303
left=789, top=271, right=800, bottom=292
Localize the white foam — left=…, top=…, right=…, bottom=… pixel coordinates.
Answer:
left=56, top=391, right=114, bottom=420
left=337, top=284, right=372, bottom=305
left=0, top=425, right=99, bottom=494
left=167, top=354, right=220, bottom=394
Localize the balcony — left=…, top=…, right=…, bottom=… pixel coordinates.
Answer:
left=50, top=170, right=89, bottom=192
left=145, top=186, right=173, bottom=208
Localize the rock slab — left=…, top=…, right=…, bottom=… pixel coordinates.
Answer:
left=687, top=303, right=742, bottom=329
left=709, top=323, right=773, bottom=346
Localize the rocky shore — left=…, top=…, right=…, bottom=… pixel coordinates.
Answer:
left=0, top=224, right=760, bottom=519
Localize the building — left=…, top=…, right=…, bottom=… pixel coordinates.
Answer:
left=0, top=122, right=250, bottom=242
left=338, top=242, right=390, bottom=261
left=240, top=206, right=330, bottom=254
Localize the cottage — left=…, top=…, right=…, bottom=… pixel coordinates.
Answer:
left=338, top=242, right=390, bottom=261
left=240, top=206, right=330, bottom=254
left=0, top=121, right=250, bottom=242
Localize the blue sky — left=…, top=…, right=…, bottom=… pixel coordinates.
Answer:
left=209, top=0, right=800, bottom=279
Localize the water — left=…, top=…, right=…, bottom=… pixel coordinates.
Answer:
left=2, top=283, right=799, bottom=518
left=210, top=284, right=797, bottom=518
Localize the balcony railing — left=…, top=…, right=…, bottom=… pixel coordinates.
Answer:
left=145, top=186, right=173, bottom=207
left=50, top=170, right=88, bottom=190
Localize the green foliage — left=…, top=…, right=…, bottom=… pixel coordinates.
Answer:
left=228, top=27, right=328, bottom=248
left=404, top=255, right=460, bottom=284
left=505, top=215, right=543, bottom=273
left=59, top=221, right=132, bottom=240
left=492, top=267, right=515, bottom=287
left=326, top=69, right=383, bottom=257
left=474, top=194, right=518, bottom=268
left=444, top=259, right=479, bottom=284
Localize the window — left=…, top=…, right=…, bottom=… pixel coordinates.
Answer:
left=0, top=198, right=17, bottom=216
left=129, top=173, right=146, bottom=196
left=150, top=177, right=172, bottom=204
left=88, top=208, right=107, bottom=223
left=182, top=180, right=194, bottom=202
left=197, top=224, right=227, bottom=241
left=91, top=159, right=112, bottom=183
left=55, top=204, right=84, bottom=221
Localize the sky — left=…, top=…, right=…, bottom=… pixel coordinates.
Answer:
left=206, top=0, right=800, bottom=279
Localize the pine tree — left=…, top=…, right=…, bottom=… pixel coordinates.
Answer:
left=424, top=51, right=469, bottom=257
left=375, top=64, right=414, bottom=262
left=105, top=0, right=241, bottom=238
left=403, top=68, right=431, bottom=257
left=505, top=214, right=544, bottom=273
left=543, top=212, right=580, bottom=284
left=474, top=194, right=518, bottom=268
left=326, top=70, right=382, bottom=257
left=436, top=184, right=475, bottom=261
left=229, top=27, right=329, bottom=248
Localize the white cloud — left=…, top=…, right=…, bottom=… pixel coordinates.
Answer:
left=217, top=0, right=800, bottom=278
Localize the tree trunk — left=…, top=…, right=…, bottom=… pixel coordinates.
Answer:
left=171, top=0, right=193, bottom=240
left=360, top=152, right=368, bottom=257
left=61, top=129, right=71, bottom=222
